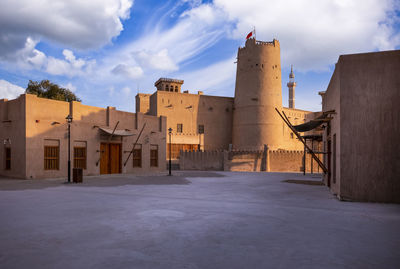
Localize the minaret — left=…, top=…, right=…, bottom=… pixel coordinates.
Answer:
left=287, top=65, right=296, bottom=109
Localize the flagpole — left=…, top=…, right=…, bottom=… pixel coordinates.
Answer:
left=254, top=26, right=256, bottom=40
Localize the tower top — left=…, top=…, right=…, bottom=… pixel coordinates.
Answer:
left=289, top=65, right=295, bottom=79
left=289, top=65, right=295, bottom=83
left=154, top=78, right=184, bottom=93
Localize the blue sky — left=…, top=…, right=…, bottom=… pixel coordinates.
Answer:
left=0, top=0, right=399, bottom=112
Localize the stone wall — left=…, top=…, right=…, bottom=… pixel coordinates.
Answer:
left=179, top=149, right=322, bottom=173
left=179, top=150, right=224, bottom=171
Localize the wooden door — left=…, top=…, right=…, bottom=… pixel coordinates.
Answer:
left=100, top=143, right=109, bottom=174
left=327, top=139, right=331, bottom=187
left=110, top=144, right=121, bottom=174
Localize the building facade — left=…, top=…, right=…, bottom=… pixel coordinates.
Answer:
left=321, top=50, right=400, bottom=203
left=0, top=94, right=166, bottom=179
left=136, top=38, right=321, bottom=164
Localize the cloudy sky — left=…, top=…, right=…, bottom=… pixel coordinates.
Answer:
left=0, top=0, right=399, bottom=112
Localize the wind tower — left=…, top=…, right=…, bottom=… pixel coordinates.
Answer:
left=287, top=65, right=296, bottom=108
left=232, top=38, right=283, bottom=150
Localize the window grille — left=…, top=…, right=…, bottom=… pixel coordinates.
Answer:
left=133, top=144, right=142, bottom=168
left=150, top=145, right=158, bottom=167
left=74, top=147, right=87, bottom=169
left=44, top=146, right=59, bottom=170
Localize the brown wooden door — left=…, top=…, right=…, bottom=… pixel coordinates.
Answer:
left=110, top=144, right=121, bottom=174
left=100, top=143, right=121, bottom=174
left=100, top=143, right=109, bottom=174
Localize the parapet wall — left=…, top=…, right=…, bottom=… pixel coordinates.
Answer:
left=179, top=150, right=224, bottom=171
left=179, top=149, right=321, bottom=173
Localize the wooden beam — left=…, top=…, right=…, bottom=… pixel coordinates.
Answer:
left=275, top=108, right=328, bottom=174
left=124, top=122, right=147, bottom=166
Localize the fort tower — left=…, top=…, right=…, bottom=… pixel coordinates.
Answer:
left=232, top=38, right=283, bottom=150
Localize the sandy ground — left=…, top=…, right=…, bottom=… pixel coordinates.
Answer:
left=0, top=171, right=399, bottom=269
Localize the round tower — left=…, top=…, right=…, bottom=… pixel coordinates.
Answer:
left=232, top=38, right=283, bottom=150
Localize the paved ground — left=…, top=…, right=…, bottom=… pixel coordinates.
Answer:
left=0, top=171, right=399, bottom=269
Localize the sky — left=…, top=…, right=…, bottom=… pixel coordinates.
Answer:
left=0, top=0, right=399, bottom=112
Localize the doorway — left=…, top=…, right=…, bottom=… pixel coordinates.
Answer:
left=100, top=143, right=121, bottom=174
left=327, top=139, right=331, bottom=187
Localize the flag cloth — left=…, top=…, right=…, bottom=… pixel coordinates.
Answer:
left=246, top=31, right=254, bottom=39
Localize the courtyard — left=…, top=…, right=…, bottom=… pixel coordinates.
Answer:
left=0, top=171, right=399, bottom=269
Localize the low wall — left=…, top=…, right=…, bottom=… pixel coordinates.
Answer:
left=179, top=150, right=224, bottom=170
left=179, top=149, right=322, bottom=173
left=223, top=150, right=265, bottom=172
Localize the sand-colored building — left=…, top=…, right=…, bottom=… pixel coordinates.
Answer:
left=321, top=50, right=400, bottom=203
left=136, top=38, right=321, bottom=165
left=0, top=94, right=166, bottom=179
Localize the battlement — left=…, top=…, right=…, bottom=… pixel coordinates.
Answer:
left=238, top=38, right=279, bottom=51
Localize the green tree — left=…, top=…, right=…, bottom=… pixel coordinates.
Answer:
left=25, top=80, right=81, bottom=102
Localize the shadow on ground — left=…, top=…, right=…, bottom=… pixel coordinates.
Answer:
left=282, top=179, right=324, bottom=186
left=0, top=171, right=225, bottom=191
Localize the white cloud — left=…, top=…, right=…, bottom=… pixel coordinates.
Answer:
left=46, top=49, right=95, bottom=76
left=111, top=64, right=143, bottom=79
left=133, top=49, right=178, bottom=71
left=108, top=86, right=115, bottom=97
left=62, top=82, right=77, bottom=92
left=0, top=0, right=133, bottom=59
left=13, top=37, right=47, bottom=69
left=0, top=80, right=25, bottom=100
left=121, top=86, right=131, bottom=95
left=175, top=57, right=236, bottom=96
left=114, top=3, right=229, bottom=74
left=214, top=0, right=400, bottom=71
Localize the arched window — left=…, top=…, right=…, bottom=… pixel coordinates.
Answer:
left=175, top=86, right=178, bottom=92
left=165, top=85, right=169, bottom=91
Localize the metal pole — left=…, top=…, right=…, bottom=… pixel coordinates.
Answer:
left=168, top=131, right=172, bottom=176
left=311, top=139, right=314, bottom=174
left=68, top=122, right=71, bottom=183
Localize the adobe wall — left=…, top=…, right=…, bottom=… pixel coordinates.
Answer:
left=0, top=96, right=27, bottom=178
left=179, top=149, right=320, bottom=173
left=135, top=93, right=151, bottom=114
left=338, top=51, right=400, bottom=203
left=179, top=150, right=224, bottom=171
left=5, top=94, right=166, bottom=179
left=322, top=62, right=341, bottom=196
left=147, top=91, right=234, bottom=151
left=281, top=107, right=315, bottom=150
left=269, top=150, right=314, bottom=173
left=25, top=94, right=71, bottom=179
left=223, top=150, right=265, bottom=172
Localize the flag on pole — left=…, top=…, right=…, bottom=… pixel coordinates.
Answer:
left=246, top=30, right=254, bottom=40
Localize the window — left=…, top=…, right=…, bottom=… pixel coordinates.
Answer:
left=133, top=144, right=142, bottom=168
left=165, top=85, right=169, bottom=91
left=198, top=124, right=204, bottom=134
left=177, top=123, right=183, bottom=133
left=5, top=147, right=11, bottom=170
left=150, top=145, right=158, bottom=167
left=175, top=86, right=178, bottom=92
left=74, top=147, right=87, bottom=169
left=44, top=146, right=59, bottom=170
